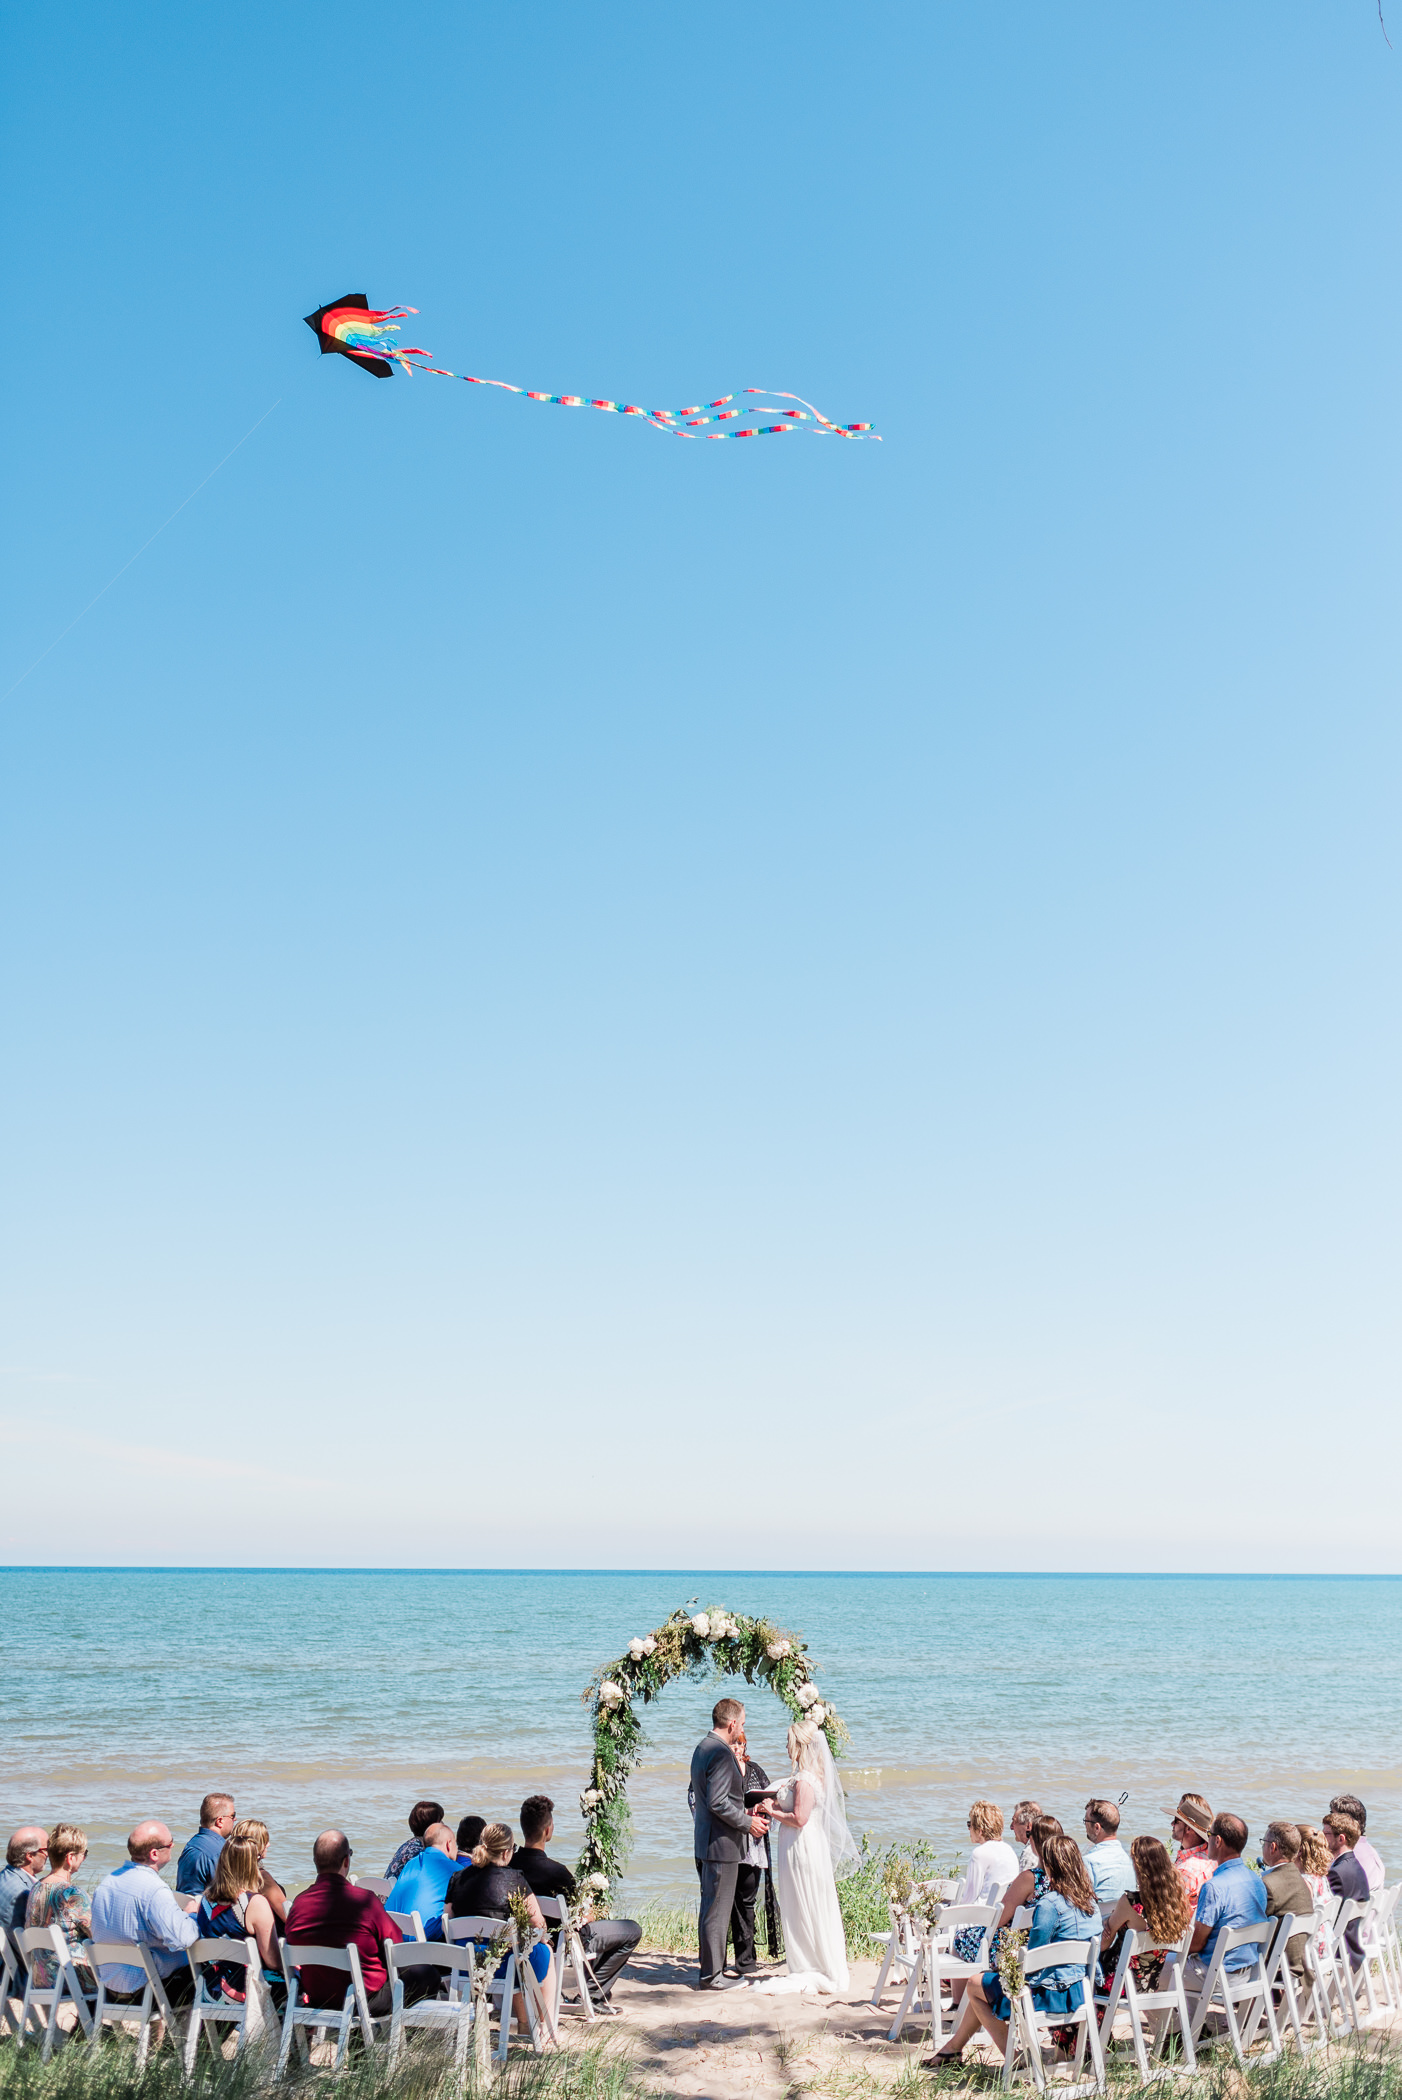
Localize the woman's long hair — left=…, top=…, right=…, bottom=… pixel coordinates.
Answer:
left=1298, top=1826, right=1330, bottom=1878
left=471, top=1822, right=514, bottom=1868
left=208, top=1836, right=263, bottom=1904
left=1130, top=1835, right=1190, bottom=1942
left=1029, top=1815, right=1064, bottom=1864
left=1039, top=1833, right=1098, bottom=1916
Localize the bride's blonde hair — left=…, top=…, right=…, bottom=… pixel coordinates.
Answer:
left=787, top=1717, right=824, bottom=1771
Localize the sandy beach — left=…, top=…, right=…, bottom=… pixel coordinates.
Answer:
left=597, top=1954, right=1402, bottom=2097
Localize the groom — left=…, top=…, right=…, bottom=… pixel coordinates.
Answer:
left=690, top=1696, right=770, bottom=1990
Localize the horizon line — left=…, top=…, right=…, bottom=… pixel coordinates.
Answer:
left=1, top=1565, right=1399, bottom=1580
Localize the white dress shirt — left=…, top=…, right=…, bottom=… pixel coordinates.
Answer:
left=959, top=1839, right=1021, bottom=1907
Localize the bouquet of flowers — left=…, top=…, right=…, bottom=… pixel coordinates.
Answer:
left=996, top=1927, right=1029, bottom=2002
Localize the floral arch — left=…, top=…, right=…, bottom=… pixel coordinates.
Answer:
left=575, top=1602, right=848, bottom=1899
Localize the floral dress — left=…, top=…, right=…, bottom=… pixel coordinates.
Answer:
left=986, top=1867, right=1046, bottom=1969
left=25, top=1879, right=93, bottom=1989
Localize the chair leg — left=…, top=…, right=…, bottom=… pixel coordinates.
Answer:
left=887, top=1948, right=923, bottom=2043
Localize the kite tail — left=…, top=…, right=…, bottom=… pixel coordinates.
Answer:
left=396, top=356, right=880, bottom=439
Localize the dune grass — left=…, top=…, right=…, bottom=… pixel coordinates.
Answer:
left=0, top=2036, right=654, bottom=2100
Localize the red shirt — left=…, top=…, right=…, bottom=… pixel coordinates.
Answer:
left=286, top=1874, right=402, bottom=2005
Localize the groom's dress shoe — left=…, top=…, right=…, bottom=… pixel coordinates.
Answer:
left=699, top=1975, right=746, bottom=1991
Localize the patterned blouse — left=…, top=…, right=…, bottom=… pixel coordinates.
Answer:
left=385, top=1837, right=424, bottom=1882
left=26, top=1878, right=93, bottom=1988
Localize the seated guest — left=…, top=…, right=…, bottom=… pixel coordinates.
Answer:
left=925, top=1832, right=1100, bottom=2066
left=1100, top=1836, right=1192, bottom=1993
left=1330, top=1795, right=1384, bottom=1893
left=232, top=1817, right=286, bottom=1926
left=1298, top=1824, right=1332, bottom=1904
left=951, top=1801, right=1021, bottom=1964
left=389, top=1822, right=461, bottom=1940
left=1184, top=1814, right=1265, bottom=1990
left=1011, top=1801, right=1043, bottom=1872
left=1323, top=1812, right=1370, bottom=1971
left=1166, top=1794, right=1215, bottom=1906
left=176, top=1793, right=235, bottom=1896
left=1260, top=1821, right=1312, bottom=1984
left=385, top=1800, right=445, bottom=1883
left=514, top=1793, right=641, bottom=2003
left=445, top=1822, right=554, bottom=2008
left=987, top=1815, right=1062, bottom=1972
left=90, top=1822, right=199, bottom=2006
left=196, top=1835, right=280, bottom=1994
left=1082, top=1799, right=1136, bottom=1915
left=456, top=1815, right=486, bottom=1857
left=25, top=1825, right=94, bottom=1990
left=0, top=1827, right=49, bottom=1934
left=286, top=1830, right=436, bottom=2015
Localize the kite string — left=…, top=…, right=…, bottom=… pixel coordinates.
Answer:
left=1, top=395, right=283, bottom=707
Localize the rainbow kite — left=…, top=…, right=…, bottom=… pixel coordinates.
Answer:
left=304, top=294, right=880, bottom=441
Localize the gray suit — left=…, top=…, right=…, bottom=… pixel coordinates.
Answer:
left=690, top=1730, right=753, bottom=1983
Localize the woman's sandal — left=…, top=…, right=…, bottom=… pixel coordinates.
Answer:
left=920, top=2049, right=964, bottom=2068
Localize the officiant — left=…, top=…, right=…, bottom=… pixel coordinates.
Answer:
left=733, top=1724, right=780, bottom=1969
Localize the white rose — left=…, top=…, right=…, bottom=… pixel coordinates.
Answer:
left=581, top=1788, right=601, bottom=1809
left=587, top=1872, right=609, bottom=1891
left=597, top=1680, right=625, bottom=1708
left=627, top=1638, right=646, bottom=1660
left=691, top=1612, right=711, bottom=1637
left=810, top=1702, right=827, bottom=1725
left=641, top=1636, right=657, bottom=1655
left=766, top=1638, right=791, bottom=1660
left=796, top=1682, right=819, bottom=1709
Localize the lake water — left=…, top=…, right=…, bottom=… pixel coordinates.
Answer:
left=3, top=1569, right=1397, bottom=1902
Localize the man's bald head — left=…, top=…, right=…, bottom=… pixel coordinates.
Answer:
left=313, top=1830, right=351, bottom=1875
left=422, top=1823, right=453, bottom=1851
left=7, top=1827, right=47, bottom=1870
left=127, top=1820, right=174, bottom=1863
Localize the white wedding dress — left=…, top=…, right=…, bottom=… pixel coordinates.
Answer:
left=753, top=1738, right=856, bottom=1995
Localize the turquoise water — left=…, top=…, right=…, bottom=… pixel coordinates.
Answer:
left=3, top=1570, right=1397, bottom=1902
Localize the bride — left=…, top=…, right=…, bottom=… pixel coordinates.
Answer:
left=752, top=1716, right=858, bottom=1994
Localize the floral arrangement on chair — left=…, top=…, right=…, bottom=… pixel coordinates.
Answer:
left=577, top=1603, right=849, bottom=1900
left=996, top=1926, right=1029, bottom=2002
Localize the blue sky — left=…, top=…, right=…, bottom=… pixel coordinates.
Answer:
left=2, top=2, right=1398, bottom=1568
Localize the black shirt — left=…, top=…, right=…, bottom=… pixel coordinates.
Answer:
left=445, top=1862, right=531, bottom=1921
left=513, top=1847, right=576, bottom=1902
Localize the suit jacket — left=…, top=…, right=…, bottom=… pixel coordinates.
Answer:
left=1262, top=1861, right=1312, bottom=1977
left=690, top=1731, right=753, bottom=1863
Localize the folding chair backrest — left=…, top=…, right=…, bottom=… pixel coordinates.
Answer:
left=387, top=1910, right=426, bottom=1941
left=1023, top=1936, right=1092, bottom=1978
left=446, top=1914, right=512, bottom=1945
left=386, top=1941, right=475, bottom=1987
left=353, top=1876, right=393, bottom=1899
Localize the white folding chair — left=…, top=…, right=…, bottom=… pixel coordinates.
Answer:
left=1317, top=1897, right=1366, bottom=2034
left=275, top=1941, right=383, bottom=2076
left=351, top=1877, right=393, bottom=1899
left=88, top=1940, right=181, bottom=2066
left=183, top=1934, right=273, bottom=2070
left=15, top=1926, right=96, bottom=2060
left=445, top=1914, right=552, bottom=2059
left=536, top=1895, right=606, bottom=2025
left=1, top=1924, right=31, bottom=2039
left=1002, top=1938, right=1105, bottom=2094
left=1188, top=1920, right=1280, bottom=2063
left=386, top=1910, right=426, bottom=1943
left=1356, top=1888, right=1398, bottom=2014
left=869, top=1893, right=918, bottom=2006
left=1096, top=1924, right=1196, bottom=2077
left=1237, top=1912, right=1308, bottom=2056
left=888, top=1902, right=999, bottom=2046
left=384, top=1941, right=475, bottom=2070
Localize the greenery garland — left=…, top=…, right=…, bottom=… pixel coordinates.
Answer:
left=575, top=1602, right=849, bottom=1910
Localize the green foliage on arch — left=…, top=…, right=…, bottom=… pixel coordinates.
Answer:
left=575, top=1602, right=848, bottom=1903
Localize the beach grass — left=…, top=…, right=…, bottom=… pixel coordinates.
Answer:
left=0, top=2036, right=653, bottom=2100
